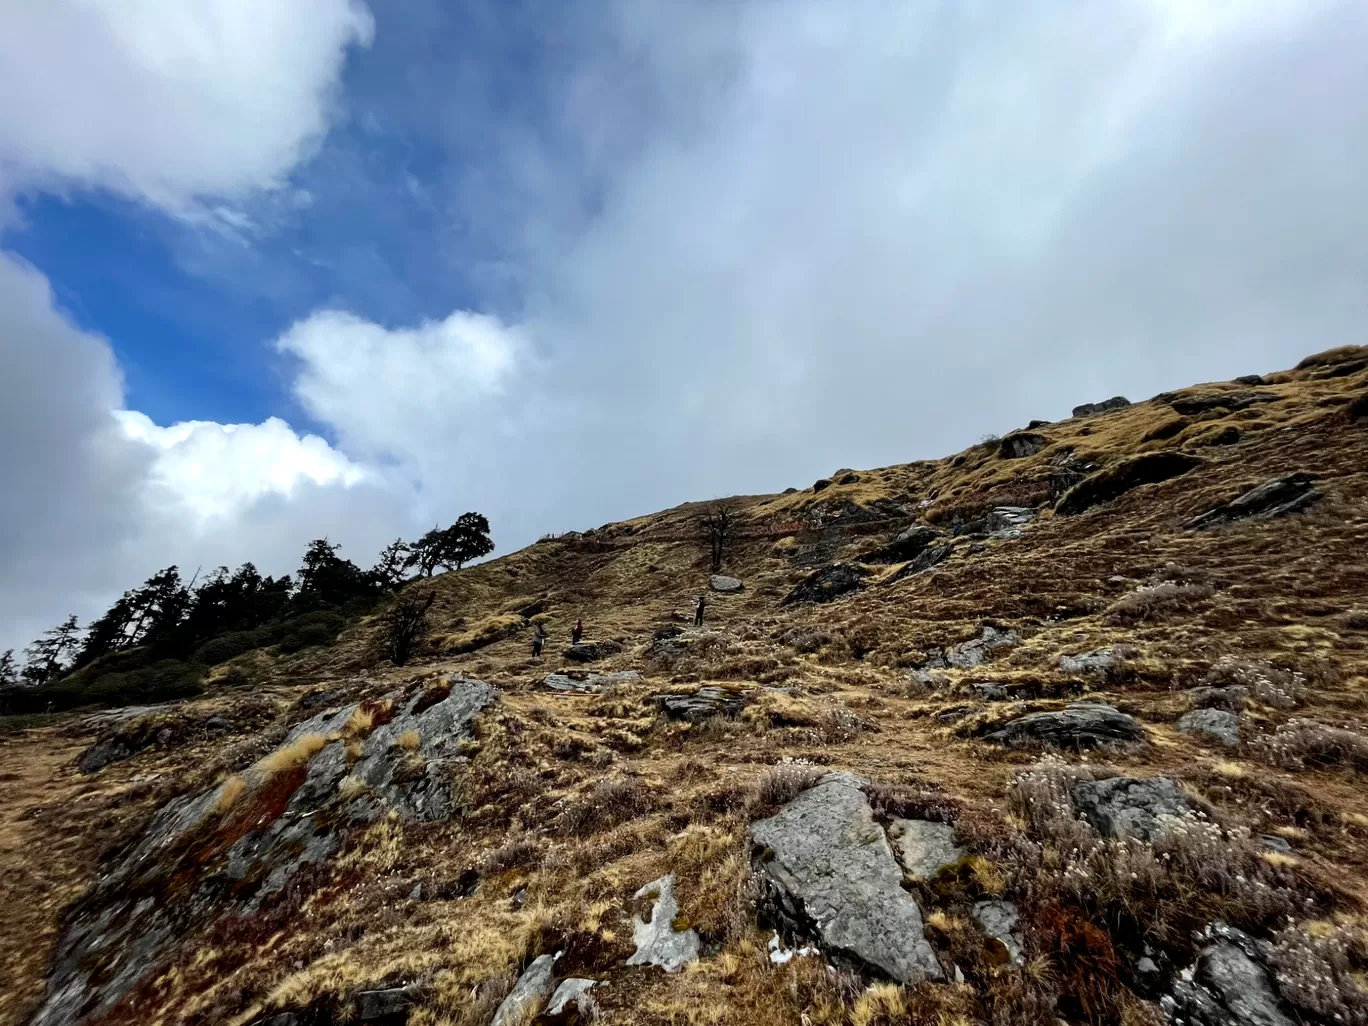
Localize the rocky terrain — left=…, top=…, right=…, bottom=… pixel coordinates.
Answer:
left=3, top=345, right=1368, bottom=1025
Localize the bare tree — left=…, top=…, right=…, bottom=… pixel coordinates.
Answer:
left=376, top=589, right=437, bottom=666
left=698, top=502, right=738, bottom=574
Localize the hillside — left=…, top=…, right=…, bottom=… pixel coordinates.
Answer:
left=3, top=345, right=1368, bottom=1026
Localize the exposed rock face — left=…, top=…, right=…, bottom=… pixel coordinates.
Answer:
left=1159, top=389, right=1278, bottom=417
left=864, top=524, right=942, bottom=564
left=1184, top=473, right=1323, bottom=530
left=492, top=953, right=560, bottom=1026
left=627, top=874, right=699, bottom=973
left=986, top=506, right=1036, bottom=537
left=1058, top=647, right=1125, bottom=679
left=1072, top=396, right=1131, bottom=417
left=1178, top=708, right=1240, bottom=748
left=545, top=978, right=598, bottom=1018
left=30, top=679, right=496, bottom=1026
left=76, top=738, right=134, bottom=774
left=887, top=819, right=964, bottom=880
left=1056, top=452, right=1204, bottom=515
left=1162, top=923, right=1296, bottom=1026
left=924, top=626, right=1020, bottom=671
left=562, top=640, right=624, bottom=662
left=984, top=703, right=1145, bottom=748
left=971, top=683, right=1009, bottom=701
left=355, top=986, right=418, bottom=1023
left=541, top=670, right=639, bottom=694
left=783, top=563, right=866, bottom=605
left=1070, top=776, right=1190, bottom=840
left=999, top=432, right=1049, bottom=459
left=654, top=685, right=748, bottom=722
left=972, top=900, right=1024, bottom=967
left=749, top=773, right=943, bottom=983
left=709, top=574, right=744, bottom=593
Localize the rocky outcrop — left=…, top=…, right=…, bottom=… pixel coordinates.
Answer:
left=749, top=773, right=943, bottom=983
left=709, top=574, right=744, bottom=593
left=545, top=978, right=598, bottom=1019
left=1178, top=708, right=1240, bottom=748
left=1070, top=776, right=1189, bottom=840
left=984, top=702, right=1144, bottom=748
left=971, top=682, right=1009, bottom=701
left=1072, top=396, right=1131, bottom=417
left=562, top=640, right=624, bottom=663
left=492, top=953, right=560, bottom=1026
left=999, top=432, right=1049, bottom=459
left=1056, top=452, right=1204, bottom=515
left=1159, top=389, right=1278, bottom=417
left=1058, top=647, right=1125, bottom=680
left=986, top=506, right=1036, bottom=537
left=1184, top=473, right=1323, bottom=530
left=541, top=670, right=640, bottom=694
left=864, top=524, right=942, bottom=564
left=782, top=563, right=866, bottom=605
left=923, top=626, right=1020, bottom=671
left=972, top=900, right=1024, bottom=967
left=1161, top=922, right=1296, bottom=1026
left=887, top=819, right=964, bottom=880
left=654, top=686, right=748, bottom=722
left=627, top=874, right=699, bottom=973
left=30, top=679, right=496, bottom=1026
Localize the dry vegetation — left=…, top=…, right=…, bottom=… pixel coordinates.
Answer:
left=3, top=348, right=1368, bottom=1025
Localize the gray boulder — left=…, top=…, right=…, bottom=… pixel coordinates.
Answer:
left=709, top=575, right=744, bottom=593
left=1072, top=396, right=1131, bottom=417
left=355, top=985, right=418, bottom=1022
left=984, top=703, right=1145, bottom=748
left=563, top=640, right=624, bottom=663
left=1162, top=923, right=1295, bottom=1026
left=541, top=670, right=639, bottom=695
left=749, top=773, right=943, bottom=983
left=1058, top=648, right=1124, bottom=679
left=1070, top=776, right=1189, bottom=841
left=924, top=626, right=1020, bottom=671
left=654, top=685, right=748, bottom=722
left=864, top=524, right=943, bottom=564
left=1185, top=473, right=1322, bottom=530
left=1178, top=708, right=1240, bottom=748
left=972, top=900, right=1024, bottom=967
left=999, top=432, right=1048, bottom=459
left=492, top=952, right=560, bottom=1026
left=545, top=979, right=598, bottom=1018
left=76, top=738, right=134, bottom=774
left=627, top=874, right=699, bottom=973
left=887, top=819, right=964, bottom=879
left=783, top=563, right=866, bottom=605
left=971, top=683, right=1009, bottom=701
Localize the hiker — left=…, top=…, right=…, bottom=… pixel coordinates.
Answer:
left=531, top=624, right=545, bottom=659
left=572, top=618, right=583, bottom=645
left=694, top=594, right=706, bottom=627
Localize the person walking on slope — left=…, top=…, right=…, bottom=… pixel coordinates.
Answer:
left=694, top=594, right=706, bottom=628
left=531, top=623, right=546, bottom=659
left=572, top=618, right=583, bottom=646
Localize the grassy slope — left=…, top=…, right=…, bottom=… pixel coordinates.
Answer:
left=2, top=347, right=1367, bottom=1025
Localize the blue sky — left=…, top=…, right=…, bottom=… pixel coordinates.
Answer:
left=2, top=0, right=1368, bottom=653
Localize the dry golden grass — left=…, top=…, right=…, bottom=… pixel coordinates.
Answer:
left=252, top=732, right=327, bottom=779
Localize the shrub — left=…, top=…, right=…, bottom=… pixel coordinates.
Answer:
left=83, top=660, right=206, bottom=706
left=276, top=623, right=338, bottom=655
left=375, top=590, right=436, bottom=666
left=193, top=629, right=270, bottom=666
left=1256, top=719, right=1368, bottom=772
left=1268, top=918, right=1368, bottom=1025
left=1107, top=581, right=1214, bottom=623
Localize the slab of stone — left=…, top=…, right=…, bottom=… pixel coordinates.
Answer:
left=971, top=683, right=1009, bottom=701
left=1162, top=922, right=1295, bottom=1026
left=709, top=575, right=743, bottom=593
left=749, top=773, right=943, bottom=983
left=491, top=952, right=560, bottom=1026
left=654, top=685, right=748, bottom=722
left=545, top=979, right=597, bottom=1018
left=1058, top=648, right=1124, bottom=678
left=627, top=874, right=699, bottom=973
left=887, top=819, right=964, bottom=880
left=984, top=703, right=1145, bottom=748
left=1178, top=708, right=1239, bottom=748
left=1070, top=776, right=1189, bottom=841
left=972, top=900, right=1024, bottom=967
left=562, top=640, right=624, bottom=663
left=355, top=985, right=417, bottom=1022
left=541, top=670, right=640, bottom=695
left=1185, top=473, right=1323, bottom=531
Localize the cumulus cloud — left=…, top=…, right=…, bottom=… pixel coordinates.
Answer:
left=0, top=0, right=374, bottom=211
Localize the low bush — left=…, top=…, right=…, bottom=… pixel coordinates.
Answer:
left=1256, top=719, right=1368, bottom=772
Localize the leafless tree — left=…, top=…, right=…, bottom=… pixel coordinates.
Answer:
left=698, top=502, right=738, bottom=574
left=377, top=589, right=437, bottom=666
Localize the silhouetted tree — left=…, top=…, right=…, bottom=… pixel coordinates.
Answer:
left=405, top=513, right=494, bottom=577
left=23, top=615, right=82, bottom=685
left=371, top=539, right=413, bottom=591
left=376, top=589, right=436, bottom=666
left=698, top=502, right=737, bottom=573
left=296, top=539, right=373, bottom=607
left=0, top=650, right=17, bottom=688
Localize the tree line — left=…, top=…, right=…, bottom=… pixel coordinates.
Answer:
left=0, top=513, right=492, bottom=710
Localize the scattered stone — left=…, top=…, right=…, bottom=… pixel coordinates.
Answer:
left=924, top=626, right=1020, bottom=671
left=1186, top=685, right=1248, bottom=712
left=545, top=979, right=598, bottom=1018
left=783, top=563, right=866, bottom=605
left=1072, top=396, right=1131, bottom=417
left=1234, top=374, right=1265, bottom=386
left=987, top=506, right=1037, bottom=537
left=1184, top=473, right=1323, bottom=530
left=627, top=874, right=700, bottom=973
left=492, top=953, right=560, bottom=1026
left=936, top=705, right=975, bottom=724
left=767, top=932, right=820, bottom=964
left=1260, top=835, right=1293, bottom=854
left=984, top=703, right=1145, bottom=748
left=1058, top=648, right=1124, bottom=679
left=999, top=432, right=1049, bottom=459
left=541, top=670, right=640, bottom=695
left=813, top=478, right=832, bottom=493
left=1160, top=390, right=1277, bottom=417
left=204, top=715, right=233, bottom=732
left=654, top=686, right=748, bottom=722
left=971, top=683, right=1009, bottom=701
left=907, top=668, right=951, bottom=692
left=972, top=900, right=1024, bottom=967
left=1056, top=452, right=1204, bottom=516
left=709, top=574, right=743, bottom=593
left=1162, top=922, right=1295, bottom=1026
left=562, top=640, right=624, bottom=663
left=887, top=820, right=964, bottom=880
left=864, top=524, right=942, bottom=564
left=1178, top=708, right=1240, bottom=748
left=76, top=739, right=134, bottom=774
left=355, top=986, right=418, bottom=1022
left=749, top=772, right=943, bottom=983
left=1070, top=776, right=1189, bottom=841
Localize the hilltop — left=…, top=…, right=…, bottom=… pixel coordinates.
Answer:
left=3, top=345, right=1368, bottom=1026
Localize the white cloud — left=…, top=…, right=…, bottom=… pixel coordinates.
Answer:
left=0, top=0, right=374, bottom=211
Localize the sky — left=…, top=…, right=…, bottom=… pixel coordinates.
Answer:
left=2, top=0, right=1367, bottom=655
